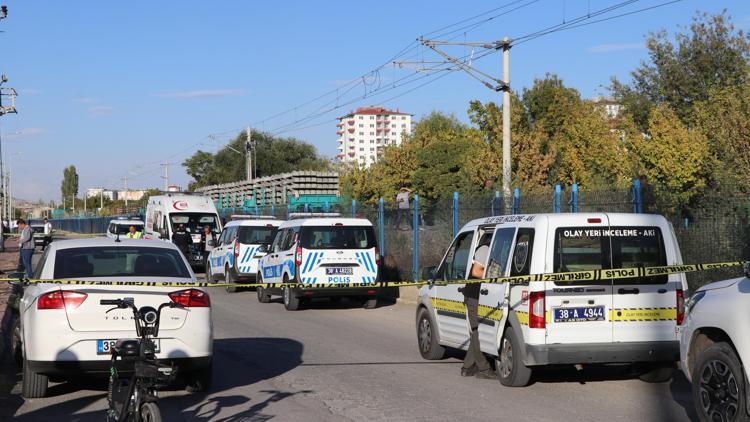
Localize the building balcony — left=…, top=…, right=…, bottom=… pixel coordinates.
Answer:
left=348, top=128, right=355, bottom=133
left=336, top=153, right=344, bottom=159
left=348, top=152, right=355, bottom=157
left=384, top=127, right=391, bottom=132
left=376, top=128, right=383, bottom=132
left=347, top=119, right=354, bottom=125
left=336, top=130, right=343, bottom=135
left=336, top=122, right=343, bottom=128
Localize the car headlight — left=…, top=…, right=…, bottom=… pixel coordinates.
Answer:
left=684, top=291, right=706, bottom=318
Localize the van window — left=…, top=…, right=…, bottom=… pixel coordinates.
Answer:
left=272, top=229, right=286, bottom=253
left=169, top=213, right=219, bottom=234
left=237, top=226, right=277, bottom=245
left=152, top=211, right=162, bottom=233
left=436, top=231, right=475, bottom=281
left=486, top=227, right=516, bottom=278
left=223, top=227, right=237, bottom=245
left=299, top=226, right=376, bottom=250
left=510, top=229, right=534, bottom=276
left=280, top=229, right=297, bottom=251
left=553, top=226, right=666, bottom=285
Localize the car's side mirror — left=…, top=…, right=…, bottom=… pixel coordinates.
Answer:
left=207, top=239, right=216, bottom=247
left=258, top=244, right=269, bottom=253
left=421, top=266, right=437, bottom=281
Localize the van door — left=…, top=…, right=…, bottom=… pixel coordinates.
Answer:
left=546, top=216, right=614, bottom=345
left=262, top=228, right=288, bottom=283
left=210, top=229, right=227, bottom=274
left=478, top=226, right=516, bottom=354
left=432, top=230, right=475, bottom=347
left=297, top=225, right=378, bottom=285
left=607, top=216, right=676, bottom=343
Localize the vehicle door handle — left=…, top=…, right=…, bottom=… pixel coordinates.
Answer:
left=480, top=289, right=489, bottom=295
left=618, top=288, right=640, bottom=295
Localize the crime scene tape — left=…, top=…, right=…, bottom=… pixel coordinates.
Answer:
left=0, top=260, right=744, bottom=290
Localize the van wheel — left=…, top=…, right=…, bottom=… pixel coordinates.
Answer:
left=416, top=307, right=445, bottom=360
left=257, top=281, right=272, bottom=303
left=22, top=355, right=48, bottom=398
left=225, top=267, right=237, bottom=293
left=206, top=263, right=214, bottom=282
left=283, top=277, right=300, bottom=311
left=693, top=342, right=745, bottom=422
left=497, top=326, right=532, bottom=387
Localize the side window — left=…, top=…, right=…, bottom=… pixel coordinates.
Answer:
left=217, top=229, right=227, bottom=245
left=272, top=229, right=287, bottom=253
left=109, top=224, right=116, bottom=234
left=510, top=228, right=535, bottom=277
left=33, top=248, right=51, bottom=279
left=281, top=229, right=296, bottom=251
left=153, top=212, right=162, bottom=233
left=486, top=227, right=516, bottom=278
left=436, top=231, right=475, bottom=281
left=224, top=227, right=237, bottom=245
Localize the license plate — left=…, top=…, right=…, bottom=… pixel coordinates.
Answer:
left=554, top=306, right=605, bottom=322
left=96, top=339, right=160, bottom=355
left=326, top=267, right=353, bottom=275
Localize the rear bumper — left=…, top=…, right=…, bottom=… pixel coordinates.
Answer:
left=29, top=356, right=212, bottom=376
left=525, top=341, right=679, bottom=366
left=270, top=286, right=381, bottom=298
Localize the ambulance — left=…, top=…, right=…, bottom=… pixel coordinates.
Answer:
left=143, top=193, right=222, bottom=267
left=416, top=213, right=687, bottom=386
left=206, top=217, right=280, bottom=292
left=257, top=215, right=380, bottom=311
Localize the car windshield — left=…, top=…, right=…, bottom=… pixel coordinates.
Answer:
left=237, top=226, right=277, bottom=245
left=169, top=213, right=219, bottom=234
left=53, top=246, right=192, bottom=279
left=31, top=226, right=45, bottom=233
left=112, top=224, right=144, bottom=235
left=299, top=226, right=376, bottom=250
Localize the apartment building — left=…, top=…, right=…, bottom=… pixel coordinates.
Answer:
left=336, top=106, right=413, bottom=168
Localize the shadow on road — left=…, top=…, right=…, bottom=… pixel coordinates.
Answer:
left=1, top=337, right=305, bottom=421
left=265, top=296, right=398, bottom=311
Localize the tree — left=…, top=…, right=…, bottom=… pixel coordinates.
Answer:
left=183, top=131, right=331, bottom=190
left=630, top=105, right=711, bottom=211
left=61, top=165, right=79, bottom=203
left=612, top=11, right=750, bottom=129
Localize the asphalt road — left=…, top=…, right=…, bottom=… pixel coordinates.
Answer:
left=0, top=285, right=698, bottom=422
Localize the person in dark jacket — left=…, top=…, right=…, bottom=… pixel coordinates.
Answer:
left=171, top=223, right=193, bottom=258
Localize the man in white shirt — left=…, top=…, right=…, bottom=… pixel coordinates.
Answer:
left=395, top=187, right=412, bottom=230
left=42, top=218, right=53, bottom=251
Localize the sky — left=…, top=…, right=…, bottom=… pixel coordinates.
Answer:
left=1, top=0, right=749, bottom=202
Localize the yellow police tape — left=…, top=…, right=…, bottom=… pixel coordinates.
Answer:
left=0, top=260, right=744, bottom=290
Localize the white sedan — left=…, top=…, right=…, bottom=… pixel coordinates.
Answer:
left=13, top=238, right=213, bottom=398
left=680, top=270, right=750, bottom=422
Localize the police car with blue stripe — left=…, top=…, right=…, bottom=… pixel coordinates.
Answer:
left=206, top=217, right=280, bottom=292
left=257, top=214, right=380, bottom=310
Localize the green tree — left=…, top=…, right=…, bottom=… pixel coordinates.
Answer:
left=183, top=131, right=331, bottom=190
left=630, top=105, right=711, bottom=211
left=612, top=11, right=750, bottom=129
left=61, top=165, right=79, bottom=203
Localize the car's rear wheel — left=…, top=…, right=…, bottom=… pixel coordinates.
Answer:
left=22, top=355, right=48, bottom=398
left=283, top=276, right=300, bottom=311
left=693, top=342, right=745, bottom=422
left=416, top=307, right=445, bottom=360
left=206, top=262, right=214, bottom=282
left=225, top=266, right=237, bottom=293
left=497, top=326, right=532, bottom=387
left=186, top=362, right=213, bottom=393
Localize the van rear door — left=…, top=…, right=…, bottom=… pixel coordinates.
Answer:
left=298, top=225, right=378, bottom=284
left=607, top=215, right=678, bottom=343
left=546, top=215, right=614, bottom=345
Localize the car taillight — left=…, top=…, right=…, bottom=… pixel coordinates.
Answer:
left=295, top=246, right=302, bottom=268
left=37, top=291, right=88, bottom=310
left=234, top=240, right=240, bottom=258
left=676, top=289, right=685, bottom=325
left=169, top=288, right=211, bottom=307
left=375, top=247, right=381, bottom=267
left=529, top=291, right=546, bottom=329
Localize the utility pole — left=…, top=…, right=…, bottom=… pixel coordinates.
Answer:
left=501, top=37, right=511, bottom=200
left=404, top=37, right=512, bottom=206
left=123, top=176, right=129, bottom=210
left=245, top=127, right=254, bottom=181
left=84, top=192, right=87, bottom=215
left=100, top=187, right=103, bottom=211
left=161, top=160, right=169, bottom=191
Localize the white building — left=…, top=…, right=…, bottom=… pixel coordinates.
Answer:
left=336, top=106, right=413, bottom=168
left=592, top=96, right=623, bottom=120
left=86, top=188, right=118, bottom=201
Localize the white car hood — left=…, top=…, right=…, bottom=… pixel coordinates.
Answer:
left=696, top=277, right=743, bottom=293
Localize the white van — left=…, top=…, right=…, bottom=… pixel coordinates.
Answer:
left=105, top=217, right=144, bottom=239
left=257, top=216, right=380, bottom=311
left=144, top=193, right=222, bottom=267
left=207, top=217, right=280, bottom=292
left=416, top=213, right=687, bottom=387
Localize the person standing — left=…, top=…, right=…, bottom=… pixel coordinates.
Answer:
left=461, top=236, right=497, bottom=379
left=42, top=218, right=53, bottom=251
left=171, top=223, right=193, bottom=258
left=199, top=225, right=216, bottom=272
left=395, top=187, right=412, bottom=230
left=17, top=219, right=35, bottom=278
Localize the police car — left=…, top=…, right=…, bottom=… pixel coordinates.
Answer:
left=416, top=213, right=687, bottom=387
left=256, top=214, right=380, bottom=311
left=206, top=217, right=280, bottom=292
